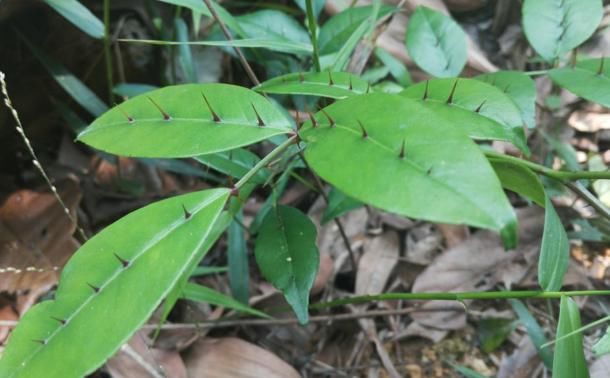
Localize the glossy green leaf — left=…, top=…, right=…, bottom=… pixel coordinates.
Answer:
left=236, top=10, right=312, bottom=55
left=509, top=299, right=553, bottom=369
left=477, top=71, right=537, bottom=128
left=522, top=0, right=602, bottom=61
left=539, top=195, right=569, bottom=292
left=195, top=148, right=268, bottom=184
left=549, top=58, right=610, bottom=108
left=375, top=47, right=411, bottom=86
left=405, top=6, right=467, bottom=77
left=553, top=296, right=589, bottom=378
left=255, top=205, right=320, bottom=324
left=113, top=83, right=158, bottom=98
left=77, top=83, right=292, bottom=158
left=301, top=94, right=518, bottom=248
left=181, top=283, right=265, bottom=317
left=401, top=78, right=529, bottom=155
left=318, top=5, right=395, bottom=55
left=254, top=71, right=369, bottom=99
left=0, top=188, right=230, bottom=377
left=44, top=0, right=104, bottom=39
left=593, top=325, right=610, bottom=356
left=488, top=158, right=545, bottom=207
left=228, top=211, right=250, bottom=304
left=322, top=187, right=363, bottom=224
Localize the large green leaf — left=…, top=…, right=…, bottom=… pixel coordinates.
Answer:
left=318, top=5, right=395, bottom=55
left=44, top=0, right=104, bottom=39
left=539, top=195, right=569, bottom=292
left=477, top=71, right=537, bottom=129
left=401, top=78, right=529, bottom=154
left=255, top=205, right=319, bottom=324
left=300, top=94, right=518, bottom=247
left=0, top=188, right=230, bottom=377
left=254, top=71, right=369, bottom=99
left=405, top=6, right=467, bottom=78
left=77, top=84, right=292, bottom=158
left=553, top=297, right=589, bottom=378
left=488, top=158, right=545, bottom=207
left=549, top=58, right=610, bottom=108
left=522, top=0, right=602, bottom=61
left=509, top=299, right=553, bottom=369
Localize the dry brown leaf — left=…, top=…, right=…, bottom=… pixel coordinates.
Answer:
left=311, top=253, right=334, bottom=295
left=410, top=207, right=544, bottom=330
left=183, top=337, right=300, bottom=378
left=356, top=231, right=400, bottom=295
left=0, top=178, right=80, bottom=311
left=0, top=303, right=18, bottom=345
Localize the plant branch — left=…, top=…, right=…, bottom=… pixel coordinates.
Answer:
left=202, top=0, right=260, bottom=86
left=234, top=136, right=297, bottom=190
left=103, top=0, right=114, bottom=104
left=565, top=181, right=610, bottom=220
left=305, top=0, right=321, bottom=72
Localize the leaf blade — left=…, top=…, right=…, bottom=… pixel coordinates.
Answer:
left=254, top=71, right=369, bottom=99
left=549, top=58, right=610, bottom=108
left=538, top=196, right=570, bottom=292
left=553, top=296, right=589, bottom=378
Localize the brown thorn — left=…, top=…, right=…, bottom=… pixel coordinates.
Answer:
left=182, top=204, right=192, bottom=220
left=299, top=72, right=305, bottom=82
left=230, top=187, right=239, bottom=197
left=308, top=112, right=318, bottom=128
left=116, top=103, right=134, bottom=123
left=87, top=283, right=100, bottom=293
left=447, top=79, right=459, bottom=104
left=251, top=103, right=265, bottom=127
left=422, top=80, right=429, bottom=100
left=349, top=76, right=353, bottom=91
left=399, top=139, right=405, bottom=159
left=318, top=107, right=335, bottom=127
left=357, top=120, right=368, bottom=138
left=328, top=71, right=334, bottom=86
left=50, top=316, right=66, bottom=326
left=597, top=57, right=606, bottom=75
left=570, top=49, right=577, bottom=68
left=146, top=96, right=171, bottom=121
left=113, top=253, right=130, bottom=268
left=366, top=82, right=371, bottom=94
left=475, top=100, right=486, bottom=113
left=201, top=92, right=221, bottom=122
left=426, top=166, right=433, bottom=175
left=32, top=339, right=47, bottom=345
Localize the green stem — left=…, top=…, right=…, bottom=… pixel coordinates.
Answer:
left=305, top=0, right=321, bottom=72
left=234, top=135, right=297, bottom=190
left=311, top=290, right=610, bottom=310
left=485, top=151, right=610, bottom=181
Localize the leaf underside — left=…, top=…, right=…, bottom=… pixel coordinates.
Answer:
left=77, top=83, right=292, bottom=158
left=0, top=189, right=230, bottom=378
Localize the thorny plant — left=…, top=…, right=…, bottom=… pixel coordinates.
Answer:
left=1, top=0, right=610, bottom=377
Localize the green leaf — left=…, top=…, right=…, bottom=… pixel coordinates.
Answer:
left=0, top=188, right=230, bottom=377
left=190, top=266, right=228, bottom=276
left=77, top=83, right=292, bottom=158
left=405, top=6, right=467, bottom=78
left=157, top=0, right=245, bottom=37
left=254, top=71, right=369, bottom=99
left=181, top=283, right=265, bottom=318
left=318, top=5, right=395, bottom=55
left=294, top=0, right=326, bottom=19
left=477, top=318, right=516, bottom=353
left=509, top=299, right=554, bottom=369
left=401, top=78, right=530, bottom=155
left=488, top=158, right=545, bottom=207
left=553, top=296, right=589, bottom=378
left=322, top=187, right=363, bottom=224
left=236, top=10, right=312, bottom=55
left=477, top=71, right=537, bottom=129
left=43, top=0, right=104, bottom=39
left=448, top=362, right=489, bottom=378
left=113, top=83, right=159, bottom=98
left=329, top=19, right=371, bottom=71
left=549, top=58, right=610, bottom=108
left=228, top=212, right=250, bottom=304
left=593, top=326, right=610, bottom=356
left=174, top=17, right=198, bottom=83
left=538, top=195, right=569, bottom=291
left=301, top=94, right=518, bottom=248
left=195, top=148, right=268, bottom=184
left=120, top=38, right=313, bottom=55
left=375, top=47, right=411, bottom=86
left=522, top=0, right=602, bottom=61
left=255, top=205, right=320, bottom=324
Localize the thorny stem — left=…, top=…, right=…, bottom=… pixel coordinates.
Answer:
left=202, top=0, right=261, bottom=86
left=103, top=0, right=114, bottom=104
left=305, top=0, right=321, bottom=72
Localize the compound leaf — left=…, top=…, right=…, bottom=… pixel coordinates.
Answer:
left=0, top=188, right=230, bottom=378
left=77, top=84, right=292, bottom=158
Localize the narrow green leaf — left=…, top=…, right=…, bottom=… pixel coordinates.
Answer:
left=330, top=19, right=371, bottom=71
left=43, top=0, right=104, bottom=39
left=593, top=325, right=610, bottom=356
left=401, top=78, right=530, bottom=155
left=538, top=196, right=569, bottom=291
left=120, top=38, right=313, bottom=54
left=488, top=158, right=545, bottom=207
left=406, top=6, right=467, bottom=78
left=301, top=94, right=518, bottom=248
left=549, top=58, right=610, bottom=108
left=450, top=364, right=489, bottom=378
left=181, top=283, right=265, bottom=318
left=174, top=18, right=198, bottom=83
left=553, top=296, right=589, bottom=378
left=195, top=148, right=268, bottom=184
left=522, top=0, right=602, bottom=61
left=255, top=205, right=320, bottom=324
left=254, top=71, right=369, bottom=99
left=77, top=83, right=292, bottom=158
left=190, top=266, right=228, bottom=276
left=375, top=47, right=411, bottom=86
left=236, top=10, right=312, bottom=55
left=478, top=318, right=516, bottom=353
left=113, top=83, right=159, bottom=98
left=228, top=212, right=250, bottom=304
left=0, top=188, right=230, bottom=377
left=509, top=299, right=554, bottom=369
left=156, top=0, right=246, bottom=37
left=318, top=5, right=395, bottom=55
left=322, top=187, right=363, bottom=224
left=477, top=71, right=536, bottom=129
left=294, top=0, right=326, bottom=19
